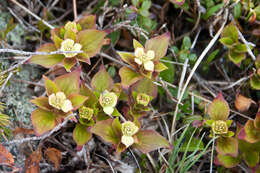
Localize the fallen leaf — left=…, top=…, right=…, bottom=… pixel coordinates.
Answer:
left=0, top=144, right=14, bottom=165
left=235, top=94, right=254, bottom=112
left=25, top=149, right=42, bottom=173
left=44, top=148, right=62, bottom=171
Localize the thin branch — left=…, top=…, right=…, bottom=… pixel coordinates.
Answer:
left=73, top=0, right=78, bottom=21
left=0, top=48, right=83, bottom=56
left=3, top=113, right=75, bottom=145
left=10, top=0, right=54, bottom=30
left=231, top=15, right=256, bottom=61
left=0, top=72, right=13, bottom=95
left=172, top=9, right=228, bottom=136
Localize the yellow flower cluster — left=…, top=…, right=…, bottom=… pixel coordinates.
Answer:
left=134, top=47, right=155, bottom=72
left=79, top=106, right=94, bottom=120
left=60, top=39, right=82, bottom=58
left=212, top=120, right=228, bottom=134
left=121, top=121, right=139, bottom=148
left=99, top=90, right=117, bottom=115
left=48, top=92, right=73, bottom=113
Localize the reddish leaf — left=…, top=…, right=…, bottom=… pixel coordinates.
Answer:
left=30, top=43, right=64, bottom=68
left=235, top=94, right=253, bottom=112
left=77, top=29, right=107, bottom=57
left=215, top=154, right=240, bottom=168
left=91, top=119, right=120, bottom=145
left=73, top=124, right=92, bottom=146
left=30, top=97, right=52, bottom=111
left=208, top=93, right=230, bottom=120
left=68, top=94, right=88, bottom=110
left=0, top=144, right=14, bottom=165
left=62, top=58, right=77, bottom=72
left=77, top=15, right=96, bottom=29
left=31, top=109, right=56, bottom=136
left=91, top=66, right=114, bottom=93
left=133, top=130, right=170, bottom=153
left=145, top=32, right=170, bottom=60
left=25, top=149, right=42, bottom=173
left=54, top=68, right=81, bottom=96
left=243, top=120, right=260, bottom=143
left=216, top=137, right=238, bottom=157
left=255, top=112, right=260, bottom=129
left=131, top=78, right=158, bottom=99
left=43, top=76, right=60, bottom=96
left=119, top=67, right=143, bottom=88
left=44, top=148, right=62, bottom=171
left=79, top=84, right=98, bottom=107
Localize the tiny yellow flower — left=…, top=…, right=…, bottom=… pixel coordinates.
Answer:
left=121, top=121, right=139, bottom=136
left=48, top=92, right=73, bottom=113
left=136, top=93, right=150, bottom=106
left=134, top=47, right=155, bottom=71
left=99, top=90, right=118, bottom=115
left=60, top=39, right=82, bottom=58
left=121, top=135, right=134, bottom=148
left=212, top=120, right=228, bottom=134
left=79, top=106, right=94, bottom=120
left=64, top=21, right=78, bottom=32
left=121, top=121, right=139, bottom=148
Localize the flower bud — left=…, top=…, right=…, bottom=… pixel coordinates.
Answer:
left=48, top=92, right=73, bottom=113
left=134, top=47, right=155, bottom=71
left=99, top=90, right=117, bottom=115
left=121, top=121, right=139, bottom=136
left=212, top=120, right=228, bottom=134
left=136, top=93, right=150, bottom=106
left=79, top=106, right=94, bottom=120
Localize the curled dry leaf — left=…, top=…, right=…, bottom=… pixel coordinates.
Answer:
left=0, top=144, right=14, bottom=165
left=44, top=148, right=62, bottom=171
left=25, top=149, right=42, bottom=173
left=235, top=94, right=255, bottom=112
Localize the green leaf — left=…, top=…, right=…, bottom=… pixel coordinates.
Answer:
left=159, top=57, right=175, bottom=83
left=141, top=0, right=151, bottom=10
left=250, top=75, right=260, bottom=90
left=80, top=84, right=98, bottom=107
left=145, top=32, right=170, bottom=60
left=154, top=62, right=168, bottom=72
left=221, top=23, right=238, bottom=42
left=243, top=151, right=259, bottom=167
left=52, top=34, right=63, bottom=49
left=77, top=29, right=107, bottom=57
left=68, top=94, right=88, bottom=110
left=30, top=97, right=52, bottom=111
left=31, top=109, right=56, bottom=136
left=133, top=130, right=170, bottom=153
left=208, top=93, right=230, bottom=120
left=228, top=50, right=246, bottom=64
left=216, top=154, right=240, bottom=168
left=73, top=124, right=92, bottom=146
left=243, top=120, right=260, bottom=143
left=62, top=58, right=77, bottom=72
left=178, top=137, right=204, bottom=152
left=233, top=44, right=248, bottom=53
left=133, top=39, right=144, bottom=49
left=216, top=137, right=238, bottom=157
left=233, top=3, right=242, bottom=19
left=202, top=3, right=224, bottom=20
left=117, top=51, right=135, bottom=65
left=91, top=66, right=114, bottom=93
left=54, top=68, right=81, bottom=96
left=78, top=15, right=96, bottom=30
left=91, top=119, right=120, bottom=145
left=43, top=76, right=60, bottom=96
left=182, top=36, right=191, bottom=50
left=119, top=67, right=142, bottom=88
left=30, top=43, right=64, bottom=68
left=219, top=37, right=234, bottom=48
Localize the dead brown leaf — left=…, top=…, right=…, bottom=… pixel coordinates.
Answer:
left=44, top=147, right=62, bottom=171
